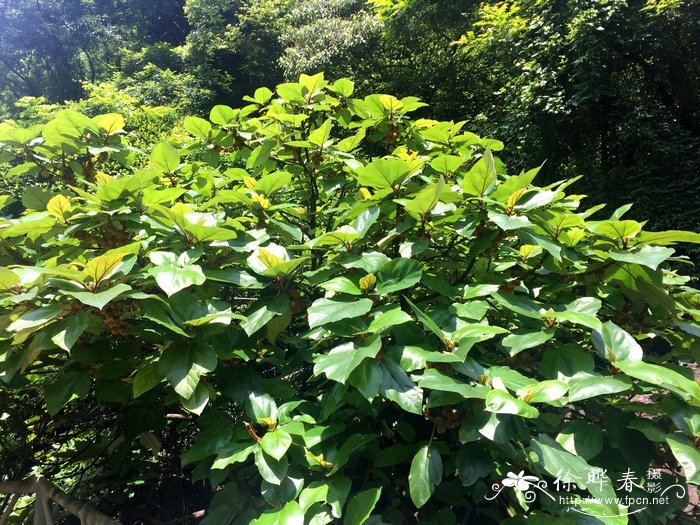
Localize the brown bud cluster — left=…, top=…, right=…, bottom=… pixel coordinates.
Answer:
left=81, top=159, right=96, bottom=182
left=61, top=166, right=77, bottom=185
left=101, top=221, right=131, bottom=250
left=425, top=406, right=465, bottom=434
left=101, top=302, right=128, bottom=335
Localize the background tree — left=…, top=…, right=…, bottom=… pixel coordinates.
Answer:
left=0, top=0, right=121, bottom=105
left=280, top=0, right=381, bottom=86
left=183, top=0, right=290, bottom=105
left=277, top=0, right=700, bottom=235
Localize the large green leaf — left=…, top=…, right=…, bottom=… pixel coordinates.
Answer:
left=247, top=244, right=308, bottom=276
left=313, top=335, right=382, bottom=384
left=328, top=434, right=377, bottom=475
left=64, top=283, right=132, bottom=309
left=517, top=380, right=568, bottom=405
left=587, top=220, right=642, bottom=243
left=429, top=154, right=463, bottom=174
left=50, top=312, right=90, bottom=351
left=462, top=149, right=496, bottom=197
left=404, top=177, right=445, bottom=217
left=212, top=442, right=257, bottom=470
left=452, top=323, right=509, bottom=355
left=184, top=116, right=212, bottom=140
left=516, top=230, right=562, bottom=260
left=247, top=392, right=278, bottom=422
left=150, top=264, right=206, bottom=297
left=0, top=123, right=44, bottom=146
left=2, top=214, right=56, bottom=239
left=635, top=230, right=700, bottom=245
left=256, top=171, right=293, bottom=195
left=356, top=158, right=410, bottom=190
left=210, top=105, right=236, bottom=125
left=307, top=226, right=359, bottom=250
left=241, top=296, right=290, bottom=336
left=501, top=329, right=554, bottom=356
left=44, top=371, right=92, bottom=416
left=255, top=447, right=288, bottom=485
left=366, top=307, right=413, bottom=333
left=132, top=362, right=163, bottom=398
left=344, top=487, right=382, bottom=525
left=376, top=258, right=422, bottom=295
left=389, top=345, right=463, bottom=372
left=181, top=382, right=211, bottom=415
left=404, top=297, right=445, bottom=343
left=547, top=310, right=601, bottom=331
left=260, top=429, right=293, bottom=461
left=592, top=321, right=643, bottom=363
left=556, top=421, right=603, bottom=461
left=320, top=276, right=363, bottom=296
left=485, top=389, right=539, bottom=418
left=609, top=245, right=674, bottom=270
left=150, top=142, right=180, bottom=172
left=418, top=369, right=488, bottom=399
left=309, top=118, right=332, bottom=146
left=252, top=500, right=304, bottom=525
left=492, top=292, right=542, bottom=319
left=93, top=113, right=125, bottom=135
left=198, top=484, right=242, bottom=525
left=158, top=343, right=217, bottom=399
left=299, top=482, right=330, bottom=513
left=455, top=445, right=492, bottom=487
left=541, top=345, right=594, bottom=378
left=567, top=375, right=632, bottom=402
left=409, top=445, right=442, bottom=508
left=531, top=435, right=618, bottom=513
left=492, top=165, right=540, bottom=201
left=380, top=360, right=423, bottom=414
left=0, top=267, right=20, bottom=292
left=308, top=297, right=373, bottom=328
left=299, top=477, right=352, bottom=518
left=667, top=435, right=700, bottom=484
left=8, top=304, right=62, bottom=332
left=615, top=361, right=700, bottom=405
left=349, top=360, right=384, bottom=399
left=488, top=212, right=532, bottom=230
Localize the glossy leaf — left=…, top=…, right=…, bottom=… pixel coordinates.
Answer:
left=150, top=142, right=180, bottom=172
left=485, top=389, right=539, bottom=418
left=314, top=335, right=382, bottom=384
left=44, top=372, right=92, bottom=416
left=376, top=258, right=422, bottom=295
left=344, top=487, right=382, bottom=525
left=308, top=297, right=373, bottom=328
left=462, top=149, right=496, bottom=197
left=409, top=445, right=442, bottom=508
left=252, top=501, right=304, bottom=525
left=592, top=321, right=643, bottom=363
left=158, top=343, right=217, bottom=399
left=260, top=429, right=293, bottom=461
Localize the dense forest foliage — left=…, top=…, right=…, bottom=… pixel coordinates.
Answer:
left=1, top=0, right=698, bottom=234
left=0, top=1, right=699, bottom=524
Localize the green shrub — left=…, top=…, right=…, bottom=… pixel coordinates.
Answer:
left=0, top=73, right=698, bottom=524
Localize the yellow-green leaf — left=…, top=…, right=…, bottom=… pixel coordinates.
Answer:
left=46, top=195, right=72, bottom=221
left=84, top=254, right=125, bottom=286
